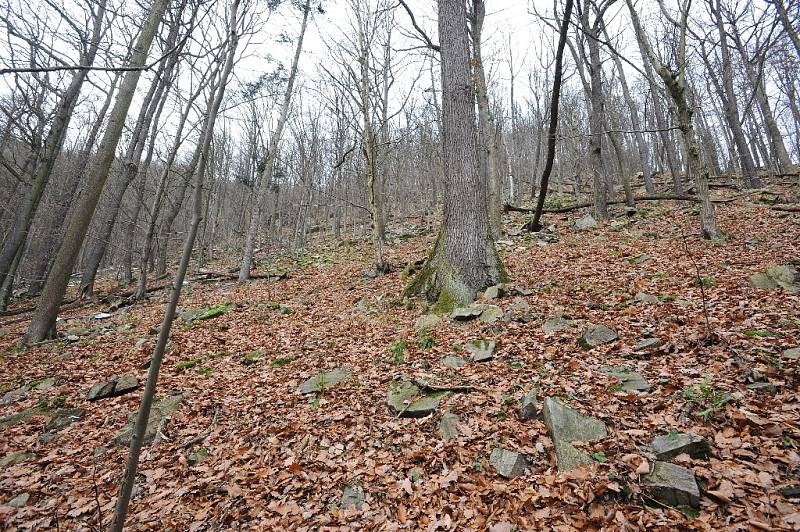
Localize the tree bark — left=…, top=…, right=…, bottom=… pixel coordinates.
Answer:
left=24, top=0, right=170, bottom=344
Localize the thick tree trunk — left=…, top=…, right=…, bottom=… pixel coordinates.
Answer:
left=404, top=0, right=506, bottom=308
left=24, top=0, right=169, bottom=344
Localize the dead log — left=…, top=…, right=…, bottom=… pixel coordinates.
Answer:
left=504, top=194, right=700, bottom=214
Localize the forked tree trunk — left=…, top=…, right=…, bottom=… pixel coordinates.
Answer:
left=24, top=0, right=169, bottom=344
left=404, top=0, right=506, bottom=308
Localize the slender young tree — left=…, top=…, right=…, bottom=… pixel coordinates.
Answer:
left=404, top=0, right=506, bottom=308
left=24, top=0, right=171, bottom=344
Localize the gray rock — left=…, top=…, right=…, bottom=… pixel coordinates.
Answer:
left=635, top=338, right=663, bottom=352
left=2, top=386, right=27, bottom=406
left=641, top=461, right=700, bottom=508
left=387, top=380, right=448, bottom=418
left=113, top=394, right=183, bottom=447
left=450, top=306, right=483, bottom=321
left=490, top=447, right=529, bottom=478
left=415, top=314, right=441, bottom=331
left=7, top=493, right=29, bottom=508
left=518, top=386, right=538, bottom=420
left=780, top=485, right=800, bottom=498
left=600, top=366, right=651, bottom=392
left=441, top=355, right=466, bottom=369
left=32, top=377, right=56, bottom=391
left=575, top=214, right=598, bottom=230
left=478, top=305, right=504, bottom=324
left=86, top=375, right=140, bottom=401
left=578, top=325, right=618, bottom=349
left=483, top=284, right=506, bottom=300
left=466, top=339, right=496, bottom=362
left=651, top=433, right=710, bottom=461
left=749, top=265, right=800, bottom=292
left=746, top=381, right=779, bottom=393
left=0, top=451, right=35, bottom=468
left=782, top=347, right=800, bottom=360
left=438, top=412, right=460, bottom=441
left=44, top=408, right=86, bottom=432
left=297, top=367, right=350, bottom=394
left=542, top=317, right=574, bottom=334
left=634, top=292, right=660, bottom=304
left=510, top=297, right=531, bottom=312
left=543, top=397, right=608, bottom=471
left=341, top=483, right=365, bottom=510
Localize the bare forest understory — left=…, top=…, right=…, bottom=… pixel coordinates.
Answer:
left=1, top=183, right=799, bottom=530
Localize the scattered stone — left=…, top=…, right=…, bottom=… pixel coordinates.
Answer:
left=483, top=284, right=506, bottom=300
left=387, top=380, right=448, bottom=418
left=490, top=447, right=529, bottom=478
left=641, top=461, right=700, bottom=509
left=780, top=485, right=800, bottom=498
left=650, top=433, right=710, bottom=461
left=415, top=314, right=441, bottom=331
left=93, top=312, right=113, bottom=319
left=510, top=297, right=530, bottom=312
left=543, top=397, right=608, bottom=471
left=578, top=325, right=618, bottom=349
left=634, top=292, right=660, bottom=304
left=575, top=214, right=598, bottom=230
left=629, top=253, right=652, bottom=265
left=478, top=305, right=504, bottom=324
left=44, top=408, right=86, bottom=432
left=600, top=366, right=651, bottom=392
left=113, top=394, right=183, bottom=447
left=341, top=483, right=365, bottom=510
left=441, top=355, right=466, bottom=369
left=749, top=265, right=800, bottom=293
left=450, top=306, right=483, bottom=321
left=746, top=381, right=779, bottom=393
left=297, top=367, right=350, bottom=394
left=7, top=493, right=29, bottom=508
left=518, top=386, right=538, bottom=420
left=512, top=287, right=533, bottom=296
left=438, top=412, right=460, bottom=441
left=2, top=386, right=27, bottom=406
left=86, top=375, right=141, bottom=401
left=635, top=338, right=663, bottom=352
left=187, top=448, right=210, bottom=466
left=31, top=377, right=56, bottom=391
left=542, top=317, right=574, bottom=334
left=782, top=347, right=800, bottom=360
left=466, top=339, right=496, bottom=362
left=0, top=451, right=35, bottom=468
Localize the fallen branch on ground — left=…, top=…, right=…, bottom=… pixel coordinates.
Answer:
left=504, top=194, right=700, bottom=214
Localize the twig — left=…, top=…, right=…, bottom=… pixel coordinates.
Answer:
left=180, top=405, right=221, bottom=449
left=680, top=229, right=713, bottom=343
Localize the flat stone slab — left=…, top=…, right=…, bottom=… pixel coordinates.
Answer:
left=450, top=306, right=483, bottom=321
left=297, top=367, right=350, bottom=394
left=575, top=214, right=597, bottom=230
left=441, top=355, right=466, bottom=369
left=483, top=284, right=507, bottom=300
left=466, top=339, right=496, bottom=362
left=641, top=461, right=700, bottom=508
left=749, top=265, right=800, bottom=292
left=543, top=397, right=608, bottom=471
left=0, top=451, right=35, bottom=468
left=86, top=375, right=141, bottom=401
left=635, top=338, right=663, bottom=352
left=438, top=412, right=460, bottom=441
left=651, top=432, right=710, bottom=461
left=478, top=305, right=504, bottom=324
left=747, top=381, right=779, bottom=393
left=578, top=325, right=618, bottom=349
left=113, top=394, right=183, bottom=447
left=518, top=386, right=538, bottom=420
left=542, top=317, right=574, bottom=334
left=600, top=366, right=651, bottom=392
left=783, top=347, right=800, bottom=360
left=341, top=483, right=365, bottom=510
left=387, top=380, right=448, bottom=418
left=634, top=292, right=660, bottom=304
left=44, top=408, right=86, bottom=432
left=3, top=386, right=27, bottom=406
left=490, top=447, right=528, bottom=478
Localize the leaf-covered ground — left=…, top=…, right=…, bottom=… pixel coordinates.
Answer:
left=1, top=193, right=798, bottom=530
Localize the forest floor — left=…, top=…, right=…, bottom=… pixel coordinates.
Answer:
left=0, top=186, right=799, bottom=530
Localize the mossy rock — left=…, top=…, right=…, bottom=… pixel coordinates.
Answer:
left=387, top=380, right=448, bottom=418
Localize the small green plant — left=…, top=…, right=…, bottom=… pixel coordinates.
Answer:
left=744, top=329, right=777, bottom=338
left=683, top=376, right=730, bottom=421
left=389, top=340, right=407, bottom=365
left=590, top=452, right=607, bottom=463
left=269, top=356, right=295, bottom=368
left=696, top=276, right=715, bottom=288
left=195, top=366, right=213, bottom=376
left=451, top=343, right=462, bottom=352
left=782, top=435, right=795, bottom=448
left=418, top=332, right=435, bottom=350
left=177, top=359, right=201, bottom=371
left=243, top=349, right=264, bottom=365
left=609, top=383, right=624, bottom=392
left=196, top=303, right=231, bottom=321
left=310, top=395, right=321, bottom=410
left=668, top=427, right=679, bottom=440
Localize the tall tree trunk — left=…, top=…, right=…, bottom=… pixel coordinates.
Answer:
left=0, top=0, right=108, bottom=306
left=24, top=0, right=170, bottom=344
left=238, top=0, right=310, bottom=281
left=404, top=0, right=506, bottom=308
